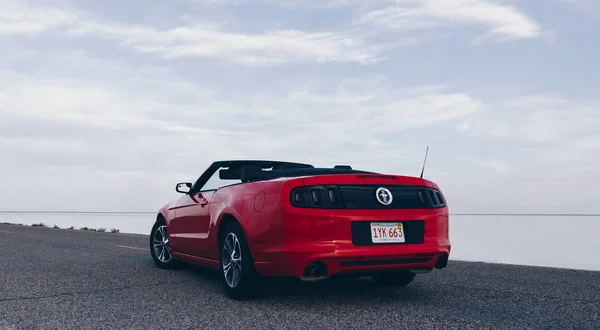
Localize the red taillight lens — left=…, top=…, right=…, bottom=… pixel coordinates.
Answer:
left=290, top=185, right=342, bottom=208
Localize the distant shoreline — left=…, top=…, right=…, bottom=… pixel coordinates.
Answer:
left=0, top=210, right=599, bottom=217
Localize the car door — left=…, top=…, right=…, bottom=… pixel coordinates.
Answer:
left=169, top=190, right=215, bottom=257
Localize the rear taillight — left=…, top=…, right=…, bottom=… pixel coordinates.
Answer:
left=290, top=185, right=343, bottom=209
left=290, top=184, right=446, bottom=209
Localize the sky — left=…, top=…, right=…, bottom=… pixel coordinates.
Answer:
left=1, top=0, right=599, bottom=214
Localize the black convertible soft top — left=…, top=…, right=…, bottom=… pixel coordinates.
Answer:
left=236, top=163, right=377, bottom=183
left=214, top=160, right=314, bottom=170
left=214, top=160, right=376, bottom=182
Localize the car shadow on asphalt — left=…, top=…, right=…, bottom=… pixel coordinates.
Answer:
left=176, top=262, right=432, bottom=303
left=259, top=277, right=430, bottom=302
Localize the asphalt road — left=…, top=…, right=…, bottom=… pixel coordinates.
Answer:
left=1, top=224, right=599, bottom=330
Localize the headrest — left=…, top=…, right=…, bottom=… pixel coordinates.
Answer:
left=219, top=167, right=241, bottom=180
left=334, top=165, right=352, bottom=170
left=240, top=165, right=264, bottom=182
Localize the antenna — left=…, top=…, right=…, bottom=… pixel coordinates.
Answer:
left=419, top=146, right=429, bottom=179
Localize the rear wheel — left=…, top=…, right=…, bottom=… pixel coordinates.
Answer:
left=219, top=221, right=261, bottom=300
left=150, top=221, right=177, bottom=269
left=371, top=270, right=416, bottom=287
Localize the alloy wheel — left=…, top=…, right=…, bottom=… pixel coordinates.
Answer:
left=222, top=232, right=242, bottom=288
left=153, top=225, right=172, bottom=263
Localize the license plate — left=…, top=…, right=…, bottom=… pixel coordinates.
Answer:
left=370, top=222, right=405, bottom=243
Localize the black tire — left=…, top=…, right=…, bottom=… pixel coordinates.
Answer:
left=150, top=220, right=177, bottom=269
left=371, top=270, right=416, bottom=287
left=219, top=221, right=261, bottom=300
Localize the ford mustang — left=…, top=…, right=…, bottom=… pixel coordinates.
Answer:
left=149, top=160, right=450, bottom=300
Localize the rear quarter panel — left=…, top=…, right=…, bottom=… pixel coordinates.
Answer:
left=204, top=178, right=301, bottom=261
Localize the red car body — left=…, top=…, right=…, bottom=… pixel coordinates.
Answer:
left=150, top=160, right=450, bottom=299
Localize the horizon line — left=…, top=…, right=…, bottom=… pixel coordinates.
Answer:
left=0, top=210, right=599, bottom=216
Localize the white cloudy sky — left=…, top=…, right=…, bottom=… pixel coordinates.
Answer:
left=1, top=0, right=599, bottom=213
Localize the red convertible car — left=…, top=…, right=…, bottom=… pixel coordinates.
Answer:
left=150, top=160, right=450, bottom=300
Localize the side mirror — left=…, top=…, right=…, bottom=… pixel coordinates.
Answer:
left=176, top=182, right=192, bottom=194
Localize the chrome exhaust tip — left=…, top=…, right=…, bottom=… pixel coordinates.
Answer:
left=298, top=275, right=329, bottom=282
left=300, top=261, right=328, bottom=281
left=409, top=268, right=433, bottom=274
left=435, top=255, right=449, bottom=269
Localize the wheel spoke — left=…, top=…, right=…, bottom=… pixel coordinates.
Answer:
left=222, top=232, right=243, bottom=288
left=233, top=236, right=240, bottom=256
left=223, top=262, right=232, bottom=275
left=163, top=246, right=172, bottom=260
left=153, top=225, right=172, bottom=263
left=232, top=264, right=240, bottom=286
left=224, top=240, right=232, bottom=256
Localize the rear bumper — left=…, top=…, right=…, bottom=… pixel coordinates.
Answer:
left=254, top=239, right=451, bottom=277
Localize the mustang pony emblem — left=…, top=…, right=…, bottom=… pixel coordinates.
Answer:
left=375, top=187, right=393, bottom=205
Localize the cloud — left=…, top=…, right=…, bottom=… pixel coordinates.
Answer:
left=1, top=0, right=543, bottom=69
left=0, top=136, right=89, bottom=154
left=434, top=93, right=600, bottom=213
left=456, top=121, right=470, bottom=133
left=473, top=95, right=600, bottom=173
left=0, top=62, right=479, bottom=156
left=186, top=0, right=543, bottom=44
left=356, top=0, right=541, bottom=42
left=0, top=83, right=476, bottom=209
left=474, top=94, right=600, bottom=147
left=1, top=0, right=385, bottom=66
left=66, top=22, right=383, bottom=65
left=484, top=160, right=509, bottom=173
left=184, top=0, right=386, bottom=8
left=0, top=0, right=77, bottom=35
left=0, top=48, right=480, bottom=212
